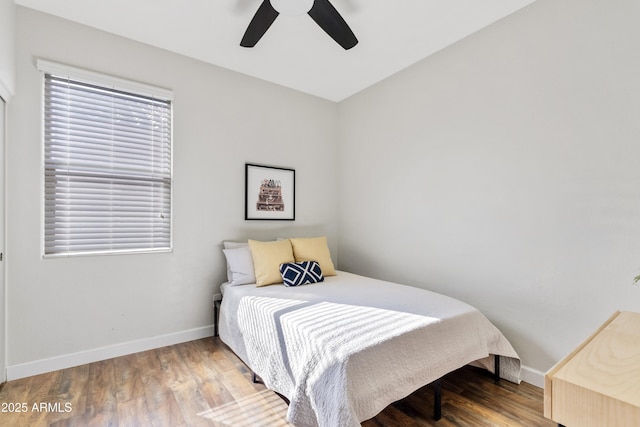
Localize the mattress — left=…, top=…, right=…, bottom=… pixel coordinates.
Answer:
left=218, top=271, right=520, bottom=427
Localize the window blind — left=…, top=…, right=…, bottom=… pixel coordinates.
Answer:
left=43, top=72, right=172, bottom=256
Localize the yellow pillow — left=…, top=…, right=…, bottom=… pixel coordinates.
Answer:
left=248, top=239, right=295, bottom=286
left=290, top=236, right=336, bottom=276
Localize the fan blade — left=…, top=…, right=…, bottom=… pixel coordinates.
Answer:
left=240, top=0, right=279, bottom=47
left=308, top=0, right=358, bottom=50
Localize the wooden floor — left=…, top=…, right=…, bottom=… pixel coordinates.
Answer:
left=0, top=337, right=555, bottom=427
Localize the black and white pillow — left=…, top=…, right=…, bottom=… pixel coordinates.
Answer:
left=279, top=261, right=324, bottom=287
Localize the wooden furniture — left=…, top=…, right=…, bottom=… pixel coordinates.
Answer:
left=544, top=310, right=640, bottom=427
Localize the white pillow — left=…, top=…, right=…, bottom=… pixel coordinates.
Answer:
left=222, top=246, right=256, bottom=286
left=223, top=241, right=248, bottom=249
left=222, top=241, right=248, bottom=281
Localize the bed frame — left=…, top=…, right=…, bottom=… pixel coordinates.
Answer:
left=249, top=354, right=502, bottom=421
left=216, top=270, right=520, bottom=426
left=215, top=286, right=507, bottom=422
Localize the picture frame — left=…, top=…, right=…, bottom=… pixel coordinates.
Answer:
left=245, top=163, right=295, bottom=220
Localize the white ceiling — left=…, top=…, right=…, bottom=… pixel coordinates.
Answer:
left=14, top=0, right=536, bottom=102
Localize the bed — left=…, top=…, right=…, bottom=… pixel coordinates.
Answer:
left=217, top=238, right=520, bottom=427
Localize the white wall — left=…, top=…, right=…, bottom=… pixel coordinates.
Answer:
left=338, top=0, right=640, bottom=378
left=7, top=7, right=339, bottom=375
left=0, top=0, right=15, bottom=100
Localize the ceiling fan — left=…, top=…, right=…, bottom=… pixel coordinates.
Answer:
left=240, top=0, right=358, bottom=50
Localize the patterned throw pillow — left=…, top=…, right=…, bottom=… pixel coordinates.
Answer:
left=279, top=261, right=324, bottom=287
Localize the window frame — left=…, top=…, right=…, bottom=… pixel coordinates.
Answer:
left=37, top=59, right=174, bottom=258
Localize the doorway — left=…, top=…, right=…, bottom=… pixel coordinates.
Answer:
left=0, top=97, right=5, bottom=383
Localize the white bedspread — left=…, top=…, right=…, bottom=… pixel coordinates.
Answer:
left=218, top=271, right=520, bottom=427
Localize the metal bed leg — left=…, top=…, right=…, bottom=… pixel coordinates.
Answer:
left=252, top=372, right=260, bottom=384
left=494, top=354, right=500, bottom=383
left=213, top=299, right=222, bottom=337
left=213, top=300, right=219, bottom=337
left=433, top=379, right=442, bottom=421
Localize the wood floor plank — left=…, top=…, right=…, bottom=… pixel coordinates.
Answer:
left=0, top=337, right=554, bottom=426
left=156, top=345, right=193, bottom=388
left=135, top=346, right=164, bottom=374
left=53, top=363, right=90, bottom=417
left=0, top=376, right=34, bottom=427
left=198, top=375, right=236, bottom=408
left=142, top=378, right=185, bottom=427
left=116, top=395, right=152, bottom=427
left=114, top=353, right=145, bottom=402
left=171, top=378, right=215, bottom=427
left=83, top=359, right=118, bottom=427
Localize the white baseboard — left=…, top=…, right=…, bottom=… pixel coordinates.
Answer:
left=6, top=325, right=215, bottom=381
left=520, top=364, right=545, bottom=389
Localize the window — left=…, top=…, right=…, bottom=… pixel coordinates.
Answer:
left=39, top=60, right=172, bottom=256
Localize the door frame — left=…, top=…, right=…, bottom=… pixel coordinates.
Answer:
left=0, top=96, right=6, bottom=384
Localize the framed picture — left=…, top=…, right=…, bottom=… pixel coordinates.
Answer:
left=245, top=163, right=295, bottom=220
